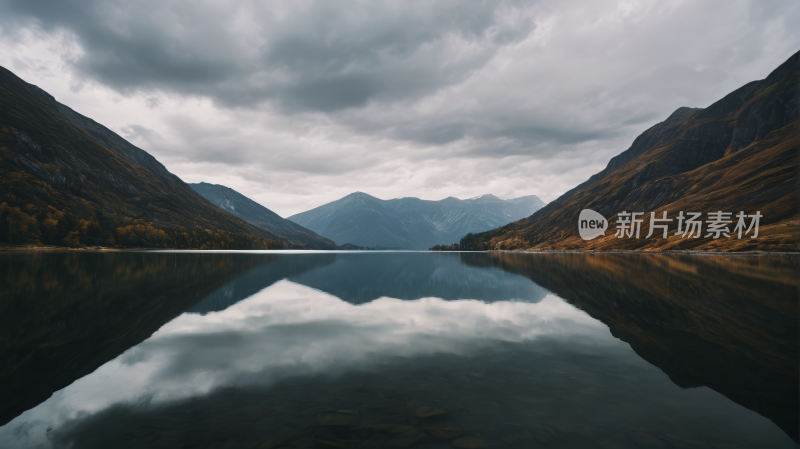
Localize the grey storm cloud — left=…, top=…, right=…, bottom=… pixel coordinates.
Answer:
left=5, top=0, right=532, bottom=111
left=2, top=0, right=606, bottom=156
left=1, top=0, right=799, bottom=210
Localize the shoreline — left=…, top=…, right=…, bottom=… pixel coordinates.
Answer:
left=1, top=243, right=797, bottom=256
left=507, top=249, right=799, bottom=256
left=0, top=244, right=125, bottom=252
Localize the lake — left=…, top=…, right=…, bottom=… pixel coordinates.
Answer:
left=0, top=251, right=797, bottom=449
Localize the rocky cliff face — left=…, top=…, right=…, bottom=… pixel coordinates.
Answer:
left=288, top=192, right=545, bottom=249
left=0, top=66, right=287, bottom=248
left=190, top=182, right=336, bottom=249
left=461, top=51, right=799, bottom=251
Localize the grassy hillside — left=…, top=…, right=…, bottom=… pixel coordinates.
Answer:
left=460, top=51, right=799, bottom=252
left=0, top=66, right=292, bottom=249
left=190, top=182, right=336, bottom=249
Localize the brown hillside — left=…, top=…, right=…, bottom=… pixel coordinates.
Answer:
left=0, top=66, right=290, bottom=249
left=460, top=51, right=799, bottom=252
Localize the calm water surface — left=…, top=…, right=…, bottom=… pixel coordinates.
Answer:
left=0, top=251, right=797, bottom=449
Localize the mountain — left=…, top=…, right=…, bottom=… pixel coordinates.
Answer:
left=0, top=65, right=289, bottom=249
left=460, top=51, right=799, bottom=251
left=288, top=192, right=545, bottom=249
left=189, top=182, right=336, bottom=249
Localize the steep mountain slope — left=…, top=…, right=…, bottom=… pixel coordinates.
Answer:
left=0, top=65, right=288, bottom=249
left=189, top=182, right=336, bottom=249
left=288, top=192, right=545, bottom=249
left=461, top=51, right=799, bottom=251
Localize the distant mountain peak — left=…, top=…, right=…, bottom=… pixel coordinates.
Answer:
left=467, top=194, right=501, bottom=202
left=189, top=182, right=335, bottom=249
left=288, top=192, right=545, bottom=249
left=345, top=191, right=377, bottom=199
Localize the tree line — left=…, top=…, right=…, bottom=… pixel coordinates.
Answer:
left=0, top=202, right=283, bottom=249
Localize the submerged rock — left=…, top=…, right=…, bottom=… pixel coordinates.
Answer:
left=500, top=430, right=531, bottom=444
left=257, top=427, right=302, bottom=449
left=414, top=405, right=447, bottom=418
left=529, top=430, right=553, bottom=444
left=314, top=428, right=347, bottom=448
left=314, top=438, right=347, bottom=448
left=290, top=436, right=315, bottom=449
left=631, top=432, right=670, bottom=448
left=369, top=424, right=425, bottom=448
left=335, top=427, right=371, bottom=440
left=451, top=436, right=488, bottom=448
left=387, top=436, right=422, bottom=448
left=424, top=427, right=464, bottom=440
left=660, top=434, right=709, bottom=448
left=318, top=411, right=360, bottom=426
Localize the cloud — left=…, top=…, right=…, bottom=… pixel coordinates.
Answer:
left=120, top=123, right=160, bottom=145
left=5, top=0, right=532, bottom=111
left=1, top=0, right=798, bottom=216
left=0, top=280, right=614, bottom=448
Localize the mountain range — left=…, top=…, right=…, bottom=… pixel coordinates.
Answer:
left=0, top=62, right=544, bottom=251
left=2, top=48, right=796, bottom=253
left=459, top=50, right=799, bottom=252
left=288, top=192, right=545, bottom=250
left=0, top=66, right=294, bottom=249
left=189, top=182, right=336, bottom=249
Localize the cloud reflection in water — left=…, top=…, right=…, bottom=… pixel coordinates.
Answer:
left=0, top=280, right=612, bottom=448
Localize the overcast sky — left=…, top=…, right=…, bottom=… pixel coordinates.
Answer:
left=1, top=0, right=798, bottom=217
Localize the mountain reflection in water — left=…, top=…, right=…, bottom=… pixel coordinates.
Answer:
left=0, top=251, right=796, bottom=449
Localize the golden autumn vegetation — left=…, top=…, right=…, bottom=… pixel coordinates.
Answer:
left=0, top=202, right=282, bottom=249
left=456, top=52, right=799, bottom=253
left=0, top=65, right=291, bottom=250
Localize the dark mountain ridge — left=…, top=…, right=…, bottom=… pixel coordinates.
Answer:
left=461, top=50, right=799, bottom=251
left=189, top=182, right=336, bottom=249
left=0, top=65, right=289, bottom=249
left=29, top=85, right=178, bottom=180
left=288, top=191, right=545, bottom=250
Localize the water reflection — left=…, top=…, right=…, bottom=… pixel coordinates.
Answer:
left=0, top=251, right=796, bottom=449
left=0, top=252, right=299, bottom=427
left=288, top=252, right=549, bottom=304
left=188, top=252, right=548, bottom=315
left=461, top=252, right=799, bottom=441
